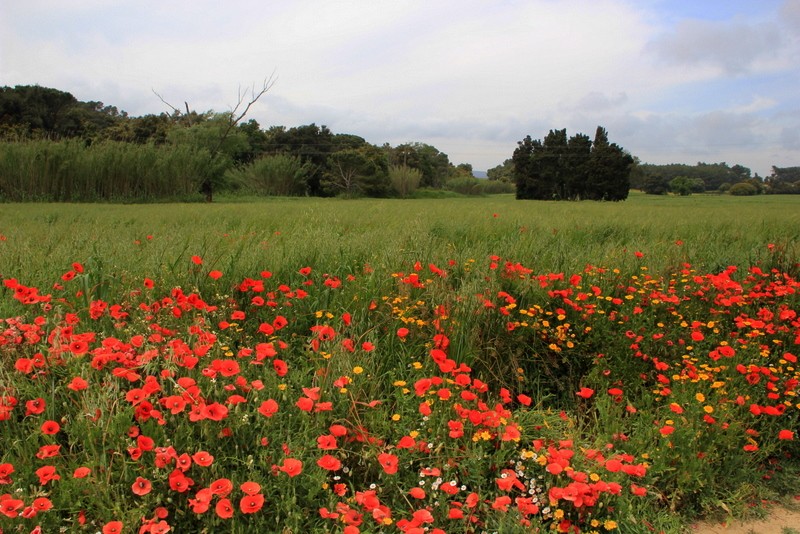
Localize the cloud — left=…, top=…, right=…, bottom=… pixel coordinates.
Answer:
left=646, top=18, right=786, bottom=75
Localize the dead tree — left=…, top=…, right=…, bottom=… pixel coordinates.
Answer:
left=153, top=74, right=276, bottom=201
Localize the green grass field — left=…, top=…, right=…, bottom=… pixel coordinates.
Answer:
left=1, top=193, right=799, bottom=533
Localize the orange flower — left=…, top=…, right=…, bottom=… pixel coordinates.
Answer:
left=73, top=466, right=91, bottom=478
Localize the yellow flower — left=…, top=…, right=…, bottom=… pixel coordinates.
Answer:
left=353, top=366, right=364, bottom=374
left=412, top=362, right=423, bottom=370
left=704, top=405, right=714, bottom=414
left=604, top=519, right=618, bottom=530
left=391, top=414, right=401, bottom=421
left=695, top=392, right=705, bottom=402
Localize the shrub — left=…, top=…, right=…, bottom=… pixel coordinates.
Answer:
left=226, top=154, right=310, bottom=196
left=388, top=164, right=422, bottom=198
left=730, top=182, right=758, bottom=196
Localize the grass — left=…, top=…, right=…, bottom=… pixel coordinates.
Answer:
left=0, top=192, right=798, bottom=533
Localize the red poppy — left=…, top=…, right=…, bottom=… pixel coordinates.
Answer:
left=377, top=453, right=398, bottom=475
left=192, top=450, right=214, bottom=467
left=102, top=521, right=124, bottom=534
left=0, top=498, right=24, bottom=518
left=240, top=481, right=261, bottom=495
left=215, top=498, right=234, bottom=519
left=239, top=494, right=265, bottom=514
left=73, top=466, right=91, bottom=478
left=258, top=399, right=279, bottom=418
left=168, top=469, right=194, bottom=493
left=208, top=270, right=223, bottom=280
left=36, top=465, right=60, bottom=485
left=209, top=478, right=233, bottom=497
left=32, top=497, right=52, bottom=512
left=317, top=434, right=338, bottom=450
left=279, top=458, right=303, bottom=477
left=778, top=430, right=794, bottom=440
left=132, top=477, right=152, bottom=496
left=36, top=444, right=61, bottom=459
left=40, top=420, right=60, bottom=435
left=25, top=398, right=46, bottom=415
left=317, top=454, right=342, bottom=471
left=191, top=255, right=203, bottom=265
left=273, top=359, right=288, bottom=377
left=576, top=387, right=594, bottom=399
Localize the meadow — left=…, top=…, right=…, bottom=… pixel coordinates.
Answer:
left=0, top=193, right=799, bottom=533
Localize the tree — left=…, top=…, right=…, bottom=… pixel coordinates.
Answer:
left=321, top=145, right=389, bottom=197
left=513, top=126, right=632, bottom=201
left=265, top=123, right=335, bottom=196
left=154, top=76, right=275, bottom=201
left=487, top=159, right=514, bottom=182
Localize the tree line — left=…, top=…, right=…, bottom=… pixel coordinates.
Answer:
left=0, top=85, right=513, bottom=202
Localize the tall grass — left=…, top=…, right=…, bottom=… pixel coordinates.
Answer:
left=0, top=139, right=215, bottom=202
left=0, top=193, right=797, bottom=307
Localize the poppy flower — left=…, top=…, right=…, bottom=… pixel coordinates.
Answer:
left=132, top=477, right=152, bottom=496
left=377, top=453, right=399, bottom=475
left=102, top=521, right=123, bottom=534
left=279, top=458, right=303, bottom=477
left=25, top=398, right=46, bottom=415
left=317, top=454, right=342, bottom=471
left=73, top=467, right=91, bottom=478
left=191, top=255, right=203, bottom=265
left=69, top=375, right=89, bottom=390
left=209, top=478, right=233, bottom=497
left=192, top=451, right=214, bottom=467
left=317, top=435, right=338, bottom=450
left=239, top=494, right=264, bottom=514
left=240, top=481, right=261, bottom=495
left=258, top=399, right=279, bottom=418
left=576, top=387, right=594, bottom=399
left=778, top=430, right=794, bottom=440
left=0, top=498, right=24, bottom=518
left=35, top=465, right=60, bottom=485
left=215, top=498, right=234, bottom=519
left=41, top=420, right=60, bottom=435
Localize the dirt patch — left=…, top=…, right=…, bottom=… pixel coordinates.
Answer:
left=690, top=505, right=800, bottom=534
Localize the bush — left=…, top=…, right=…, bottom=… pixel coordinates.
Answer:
left=388, top=164, right=422, bottom=198
left=730, top=182, right=758, bottom=196
left=226, top=154, right=310, bottom=196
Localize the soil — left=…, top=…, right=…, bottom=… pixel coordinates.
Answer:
left=689, top=504, right=800, bottom=534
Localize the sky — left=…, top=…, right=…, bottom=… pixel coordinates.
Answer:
left=2, top=0, right=799, bottom=176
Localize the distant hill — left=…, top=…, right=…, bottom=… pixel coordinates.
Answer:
left=472, top=170, right=488, bottom=179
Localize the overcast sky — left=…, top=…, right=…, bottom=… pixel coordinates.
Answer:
left=2, top=0, right=799, bottom=175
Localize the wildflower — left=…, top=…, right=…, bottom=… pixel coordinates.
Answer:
left=576, top=387, right=594, bottom=399
left=778, top=430, right=794, bottom=440
left=240, top=494, right=265, bottom=514
left=215, top=498, right=234, bottom=519
left=279, top=458, right=303, bottom=477
left=132, top=477, right=152, bottom=496
left=102, top=521, right=123, bottom=534
left=73, top=467, right=91, bottom=478
left=317, top=455, right=342, bottom=471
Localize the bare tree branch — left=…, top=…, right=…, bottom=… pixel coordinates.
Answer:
left=210, top=72, right=277, bottom=156
left=151, top=89, right=181, bottom=115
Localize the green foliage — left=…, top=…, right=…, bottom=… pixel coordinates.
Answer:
left=730, top=182, right=759, bottom=196
left=635, top=162, right=752, bottom=192
left=322, top=146, right=390, bottom=197
left=487, top=159, right=514, bottom=182
left=765, top=166, right=800, bottom=194
left=225, top=153, right=310, bottom=196
left=669, top=176, right=705, bottom=195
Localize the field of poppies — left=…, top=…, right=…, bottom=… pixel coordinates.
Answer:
left=1, top=194, right=799, bottom=533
